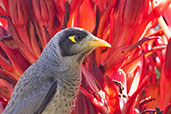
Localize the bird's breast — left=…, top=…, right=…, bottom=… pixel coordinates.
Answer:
left=42, top=72, right=82, bottom=114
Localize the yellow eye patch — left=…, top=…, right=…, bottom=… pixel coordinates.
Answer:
left=69, top=35, right=77, bottom=43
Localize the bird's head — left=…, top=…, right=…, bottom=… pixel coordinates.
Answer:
left=50, top=27, right=111, bottom=65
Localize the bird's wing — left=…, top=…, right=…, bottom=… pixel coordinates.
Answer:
left=4, top=75, right=57, bottom=114
left=35, top=80, right=57, bottom=114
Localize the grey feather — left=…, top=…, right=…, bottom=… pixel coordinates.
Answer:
left=35, top=80, right=57, bottom=114
left=3, top=58, right=59, bottom=114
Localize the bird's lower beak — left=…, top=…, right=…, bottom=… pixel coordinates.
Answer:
left=88, top=36, right=111, bottom=48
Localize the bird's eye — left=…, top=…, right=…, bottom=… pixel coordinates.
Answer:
left=75, top=35, right=83, bottom=42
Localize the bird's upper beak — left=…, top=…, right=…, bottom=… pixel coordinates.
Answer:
left=88, top=36, right=111, bottom=48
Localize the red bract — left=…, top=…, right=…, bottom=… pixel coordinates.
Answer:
left=164, top=4, right=171, bottom=26
left=104, top=76, right=121, bottom=114
left=158, top=38, right=171, bottom=110
left=0, top=0, right=171, bottom=114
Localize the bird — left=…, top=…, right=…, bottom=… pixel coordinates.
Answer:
left=2, top=27, right=111, bottom=114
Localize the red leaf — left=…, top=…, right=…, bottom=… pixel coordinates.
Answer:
left=80, top=87, right=109, bottom=114
left=163, top=103, right=171, bottom=114
left=138, top=97, right=156, bottom=111
left=104, top=76, right=121, bottom=114
left=0, top=18, right=7, bottom=29
left=144, top=84, right=159, bottom=109
left=78, top=0, right=96, bottom=33
left=67, top=0, right=83, bottom=27
left=97, top=0, right=116, bottom=37
left=164, top=38, right=171, bottom=80
left=159, top=62, right=171, bottom=109
left=152, top=0, right=171, bottom=16
left=164, top=4, right=171, bottom=27
left=7, top=18, right=37, bottom=63
left=0, top=78, right=14, bottom=101
left=0, top=0, right=9, bottom=16
left=81, top=65, right=101, bottom=93
left=122, top=76, right=148, bottom=114
left=104, top=37, right=159, bottom=73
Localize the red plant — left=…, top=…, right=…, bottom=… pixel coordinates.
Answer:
left=0, top=0, right=171, bottom=114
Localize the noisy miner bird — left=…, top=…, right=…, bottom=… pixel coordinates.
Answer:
left=2, top=27, right=111, bottom=114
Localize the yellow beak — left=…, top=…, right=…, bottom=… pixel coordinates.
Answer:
left=88, top=37, right=111, bottom=48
